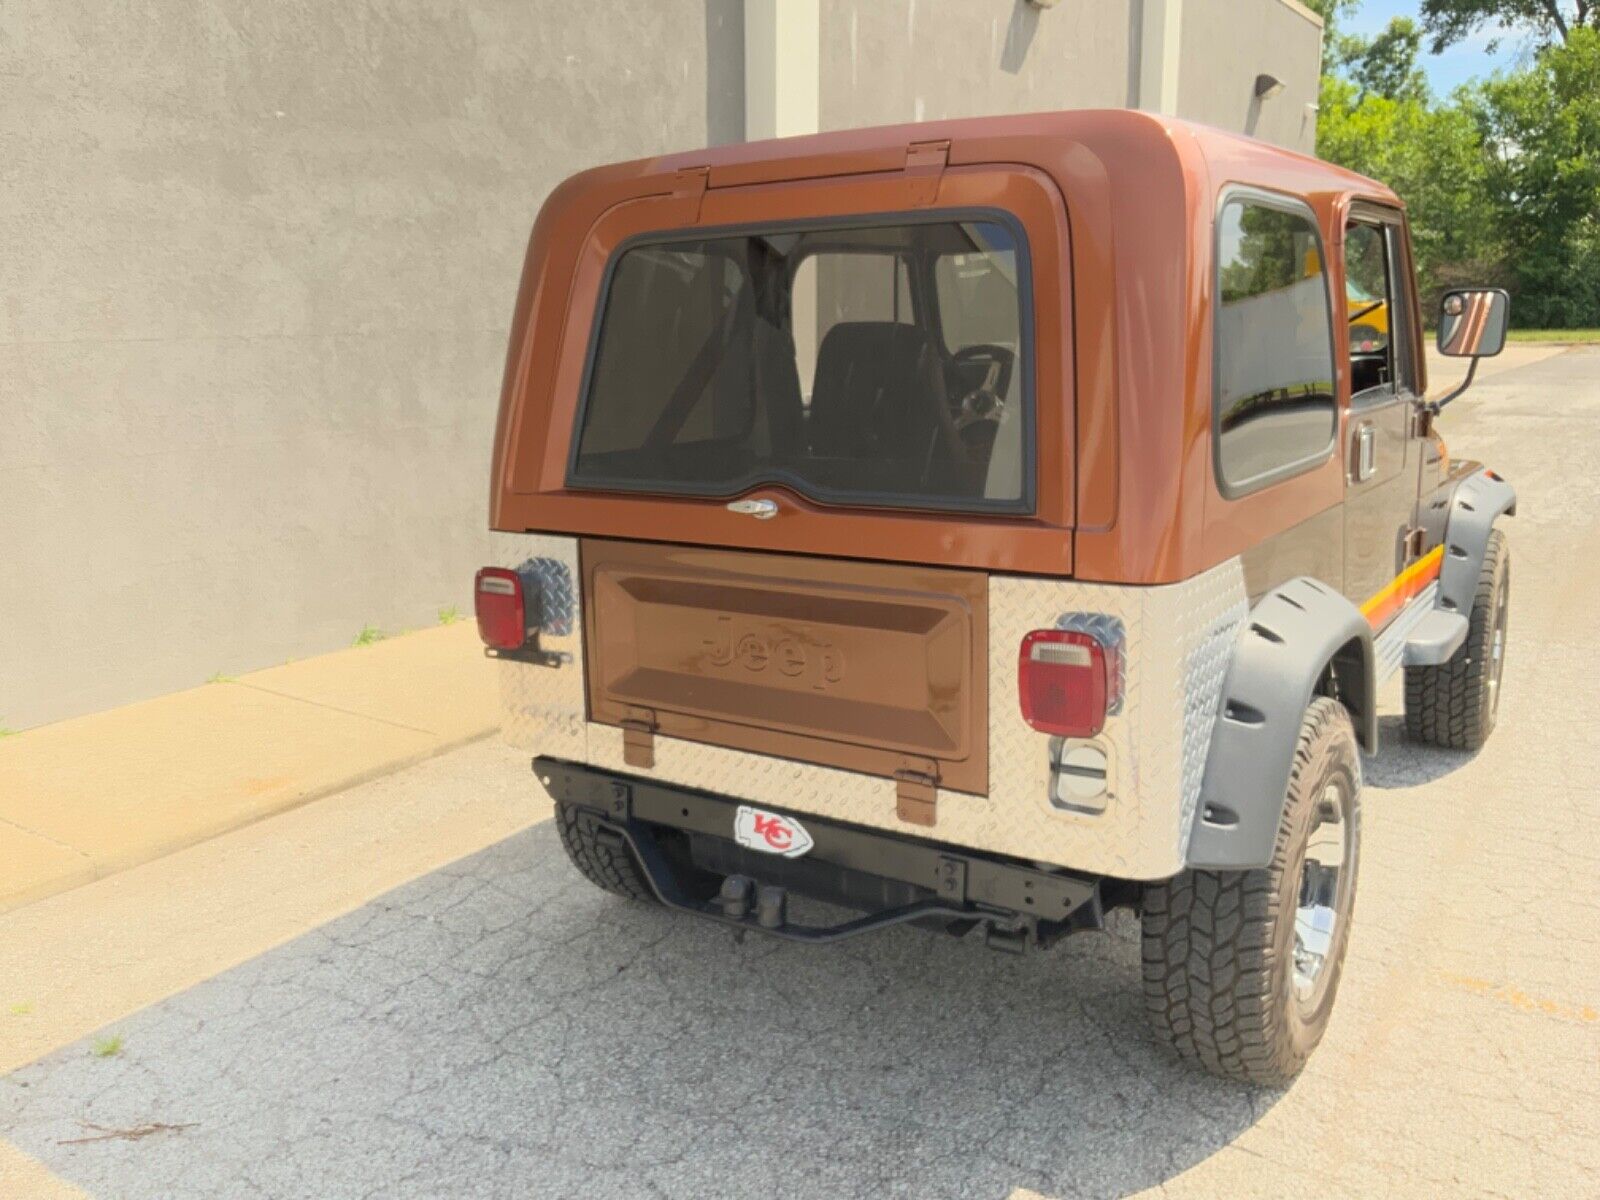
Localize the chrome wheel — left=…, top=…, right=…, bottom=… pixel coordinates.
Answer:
left=1292, top=781, right=1351, bottom=1014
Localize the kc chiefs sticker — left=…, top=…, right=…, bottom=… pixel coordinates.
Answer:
left=732, top=806, right=814, bottom=858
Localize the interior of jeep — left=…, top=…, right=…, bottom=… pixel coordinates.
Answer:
left=570, top=218, right=1029, bottom=510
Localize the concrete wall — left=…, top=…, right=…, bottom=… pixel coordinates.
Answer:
left=0, top=1, right=744, bottom=730
left=820, top=0, right=1321, bottom=154
left=820, top=0, right=1139, bottom=130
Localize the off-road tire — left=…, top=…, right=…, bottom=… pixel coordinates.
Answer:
left=1142, top=697, right=1362, bottom=1086
left=554, top=803, right=657, bottom=903
left=1404, top=529, right=1510, bottom=751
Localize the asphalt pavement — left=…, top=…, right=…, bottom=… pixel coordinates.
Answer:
left=2, top=348, right=1597, bottom=1199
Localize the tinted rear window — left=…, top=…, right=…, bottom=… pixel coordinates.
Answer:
left=569, top=216, right=1031, bottom=511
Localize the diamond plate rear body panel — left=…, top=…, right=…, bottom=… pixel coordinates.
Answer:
left=983, top=562, right=1247, bottom=877
left=492, top=532, right=1247, bottom=880
left=492, top=533, right=586, bottom=762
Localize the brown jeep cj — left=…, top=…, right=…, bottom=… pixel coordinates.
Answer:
left=476, top=110, right=1516, bottom=1085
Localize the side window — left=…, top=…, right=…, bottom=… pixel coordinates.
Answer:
left=1214, top=197, right=1337, bottom=495
left=1384, top=224, right=1419, bottom=395
left=1344, top=221, right=1396, bottom=398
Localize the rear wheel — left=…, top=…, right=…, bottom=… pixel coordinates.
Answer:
left=1142, top=697, right=1362, bottom=1086
left=554, top=803, right=657, bottom=903
left=1405, top=529, right=1510, bottom=750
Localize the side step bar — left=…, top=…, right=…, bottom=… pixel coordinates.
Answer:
left=537, top=756, right=1102, bottom=948
left=1403, top=609, right=1469, bottom=667
left=1373, top=581, right=1471, bottom=679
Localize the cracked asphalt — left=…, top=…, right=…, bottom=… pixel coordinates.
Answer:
left=3, top=349, right=1598, bottom=1198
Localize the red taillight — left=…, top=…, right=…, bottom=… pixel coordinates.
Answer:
left=474, top=568, right=527, bottom=651
left=1018, top=629, right=1114, bottom=738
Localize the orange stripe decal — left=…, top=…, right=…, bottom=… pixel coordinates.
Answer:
left=1361, top=545, right=1444, bottom=629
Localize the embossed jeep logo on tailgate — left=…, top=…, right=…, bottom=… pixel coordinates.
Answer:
left=703, top=615, right=845, bottom=691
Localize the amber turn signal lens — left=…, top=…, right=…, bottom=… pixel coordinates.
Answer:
left=1018, top=629, right=1111, bottom=738
left=474, top=568, right=527, bottom=650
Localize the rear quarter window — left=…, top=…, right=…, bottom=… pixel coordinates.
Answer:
left=1213, top=195, right=1337, bottom=497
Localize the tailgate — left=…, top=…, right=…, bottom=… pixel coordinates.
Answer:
left=581, top=539, right=988, bottom=795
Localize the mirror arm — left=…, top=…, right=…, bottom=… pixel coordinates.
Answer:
left=1428, top=354, right=1479, bottom=415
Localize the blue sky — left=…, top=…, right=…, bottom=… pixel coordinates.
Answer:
left=1343, top=0, right=1538, bottom=93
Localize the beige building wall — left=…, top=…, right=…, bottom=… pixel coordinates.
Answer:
left=1178, top=0, right=1324, bottom=153
left=820, top=0, right=1322, bottom=154
left=1, top=1, right=744, bottom=730
left=820, top=0, right=1139, bottom=131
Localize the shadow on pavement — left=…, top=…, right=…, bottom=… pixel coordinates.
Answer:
left=1363, top=714, right=1478, bottom=789
left=2, top=822, right=1283, bottom=1200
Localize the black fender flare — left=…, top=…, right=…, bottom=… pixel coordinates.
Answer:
left=1437, top=469, right=1516, bottom=618
left=1186, top=577, right=1376, bottom=871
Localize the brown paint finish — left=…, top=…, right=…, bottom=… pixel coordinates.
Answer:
left=581, top=539, right=989, bottom=795
left=491, top=109, right=1405, bottom=586
left=1239, top=504, right=1346, bottom=603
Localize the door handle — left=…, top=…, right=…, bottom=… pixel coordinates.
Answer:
left=1355, top=425, right=1377, bottom=482
left=726, top=498, right=779, bottom=520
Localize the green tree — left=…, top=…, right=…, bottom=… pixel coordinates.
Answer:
left=1351, top=17, right=1431, bottom=102
left=1302, top=0, right=1366, bottom=72
left=1317, top=75, right=1501, bottom=311
left=1469, top=27, right=1600, bottom=325
left=1417, top=1, right=1599, bottom=52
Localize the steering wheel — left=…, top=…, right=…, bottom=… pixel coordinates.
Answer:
left=949, top=344, right=1015, bottom=433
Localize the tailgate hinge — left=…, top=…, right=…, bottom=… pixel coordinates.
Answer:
left=621, top=710, right=658, bottom=770
left=895, top=759, right=940, bottom=827
left=672, top=166, right=710, bottom=223
left=905, top=140, right=949, bottom=207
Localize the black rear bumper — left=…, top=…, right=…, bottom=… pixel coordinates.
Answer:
left=534, top=756, right=1102, bottom=948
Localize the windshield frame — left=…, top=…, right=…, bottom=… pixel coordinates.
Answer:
left=562, top=206, right=1038, bottom=516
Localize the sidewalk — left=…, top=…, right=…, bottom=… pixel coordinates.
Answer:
left=0, top=623, right=499, bottom=914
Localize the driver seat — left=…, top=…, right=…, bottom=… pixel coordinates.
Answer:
left=807, top=322, right=950, bottom=473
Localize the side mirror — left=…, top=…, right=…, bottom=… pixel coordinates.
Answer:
left=1437, top=288, right=1510, bottom=359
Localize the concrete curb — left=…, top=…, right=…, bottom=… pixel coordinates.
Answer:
left=0, top=623, right=499, bottom=914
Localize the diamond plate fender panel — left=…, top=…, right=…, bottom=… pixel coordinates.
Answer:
left=985, top=559, right=1247, bottom=877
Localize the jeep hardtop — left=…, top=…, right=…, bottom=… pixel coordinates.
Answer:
left=476, top=109, right=1516, bottom=1084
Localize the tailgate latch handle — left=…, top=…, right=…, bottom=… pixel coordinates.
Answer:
left=726, top=498, right=778, bottom=520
